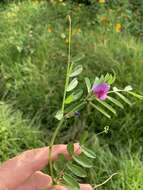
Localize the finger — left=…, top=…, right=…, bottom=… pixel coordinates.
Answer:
left=80, top=184, right=93, bottom=190
left=50, top=184, right=93, bottom=190
left=16, top=171, right=52, bottom=190
left=50, top=185, right=69, bottom=190
left=0, top=143, right=80, bottom=190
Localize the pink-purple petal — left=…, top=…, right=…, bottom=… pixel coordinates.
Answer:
left=92, top=83, right=110, bottom=100
left=99, top=94, right=107, bottom=100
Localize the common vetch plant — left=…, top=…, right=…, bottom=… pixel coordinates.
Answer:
left=48, top=15, right=143, bottom=190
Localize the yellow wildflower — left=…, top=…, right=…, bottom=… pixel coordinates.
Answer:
left=99, top=0, right=106, bottom=3
left=115, top=23, right=122, bottom=32
left=48, top=27, right=52, bottom=33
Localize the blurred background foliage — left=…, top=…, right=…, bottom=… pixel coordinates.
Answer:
left=0, top=0, right=143, bottom=189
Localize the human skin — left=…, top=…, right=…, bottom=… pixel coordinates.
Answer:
left=0, top=144, right=92, bottom=190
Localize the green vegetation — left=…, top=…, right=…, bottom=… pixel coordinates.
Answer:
left=0, top=0, right=143, bottom=189
left=0, top=102, right=45, bottom=162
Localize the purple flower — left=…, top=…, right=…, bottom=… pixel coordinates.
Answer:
left=92, top=83, right=110, bottom=100
left=75, top=111, right=80, bottom=117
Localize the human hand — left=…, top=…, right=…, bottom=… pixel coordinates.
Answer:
left=0, top=144, right=92, bottom=190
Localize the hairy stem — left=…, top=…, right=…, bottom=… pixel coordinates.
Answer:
left=48, top=15, right=72, bottom=183
left=61, top=15, right=72, bottom=113
left=49, top=119, right=64, bottom=182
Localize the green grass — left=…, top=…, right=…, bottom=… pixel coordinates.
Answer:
left=0, top=101, right=46, bottom=162
left=88, top=138, right=143, bottom=190
left=0, top=1, right=143, bottom=189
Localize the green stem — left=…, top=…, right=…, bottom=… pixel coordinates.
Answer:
left=61, top=15, right=72, bottom=113
left=49, top=15, right=72, bottom=183
left=49, top=119, right=64, bottom=182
